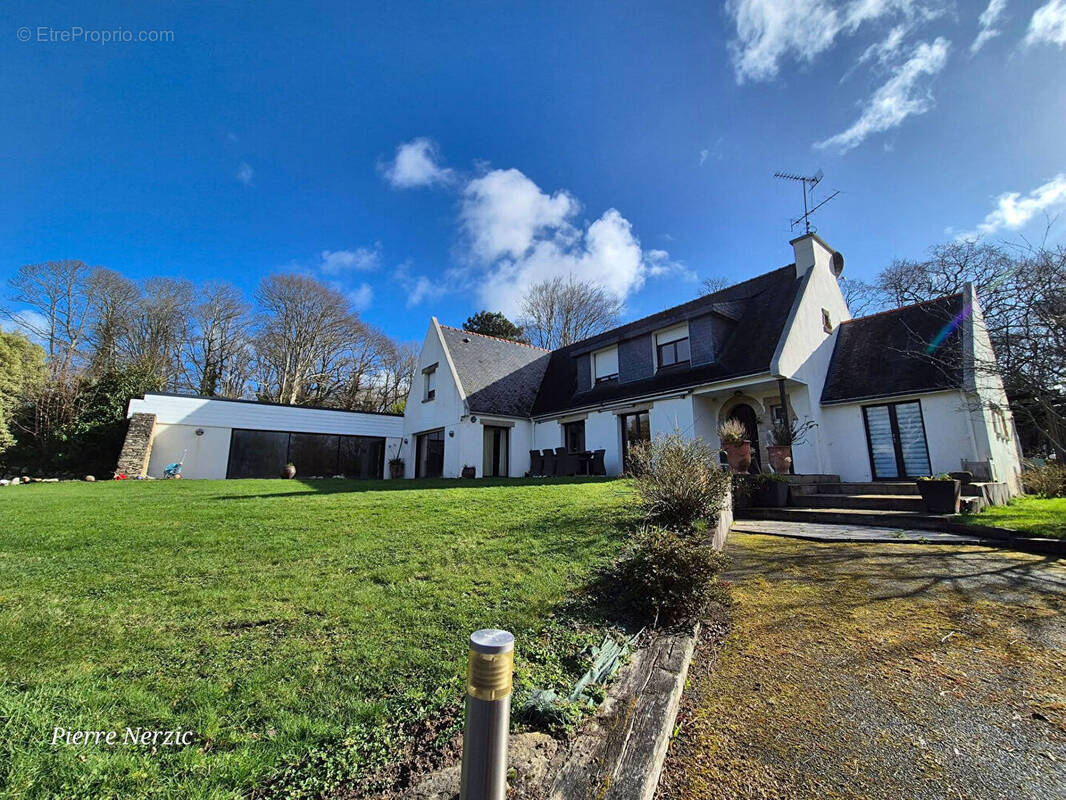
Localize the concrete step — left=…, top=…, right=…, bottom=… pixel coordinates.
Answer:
left=795, top=493, right=925, bottom=512
left=820, top=482, right=920, bottom=496
left=738, top=506, right=956, bottom=532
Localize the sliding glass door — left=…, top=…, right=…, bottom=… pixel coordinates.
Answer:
left=862, top=401, right=931, bottom=480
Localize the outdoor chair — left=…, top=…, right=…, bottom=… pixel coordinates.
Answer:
left=529, top=449, right=544, bottom=476
left=554, top=446, right=578, bottom=476
left=591, top=449, right=606, bottom=476
left=541, top=449, right=557, bottom=477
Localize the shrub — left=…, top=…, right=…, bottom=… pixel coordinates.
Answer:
left=627, top=432, right=732, bottom=528
left=1021, top=463, right=1066, bottom=498
left=718, top=418, right=747, bottom=446
left=613, top=527, right=726, bottom=625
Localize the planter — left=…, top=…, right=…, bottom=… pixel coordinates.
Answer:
left=388, top=461, right=404, bottom=479
left=916, top=478, right=961, bottom=514
left=754, top=480, right=790, bottom=507
left=724, top=441, right=752, bottom=473
left=767, top=445, right=792, bottom=474
left=461, top=466, right=477, bottom=479
left=281, top=464, right=296, bottom=479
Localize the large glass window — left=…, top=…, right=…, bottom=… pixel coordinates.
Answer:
left=423, top=365, right=437, bottom=401
left=656, top=337, right=690, bottom=368
left=415, top=428, right=445, bottom=478
left=565, top=421, right=586, bottom=453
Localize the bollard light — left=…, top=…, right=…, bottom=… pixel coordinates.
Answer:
left=459, top=629, right=514, bottom=800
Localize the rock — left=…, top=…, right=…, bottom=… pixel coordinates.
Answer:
left=9, top=477, right=20, bottom=485
left=42, top=478, right=59, bottom=483
left=0, top=479, right=9, bottom=487
left=84, top=475, right=95, bottom=482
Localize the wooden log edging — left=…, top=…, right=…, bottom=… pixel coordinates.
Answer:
left=547, top=625, right=699, bottom=800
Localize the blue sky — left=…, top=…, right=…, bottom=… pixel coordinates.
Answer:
left=2, top=0, right=1064, bottom=345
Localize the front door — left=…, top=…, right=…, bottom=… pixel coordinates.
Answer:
left=730, top=403, right=761, bottom=472
left=862, top=401, right=931, bottom=479
left=482, top=426, right=509, bottom=477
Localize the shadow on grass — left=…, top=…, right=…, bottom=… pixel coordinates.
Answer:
left=210, top=475, right=617, bottom=500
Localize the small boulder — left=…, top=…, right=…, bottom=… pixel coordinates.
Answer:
left=84, top=475, right=95, bottom=482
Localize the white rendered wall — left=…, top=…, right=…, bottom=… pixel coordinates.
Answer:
left=146, top=423, right=232, bottom=480
left=820, top=391, right=978, bottom=481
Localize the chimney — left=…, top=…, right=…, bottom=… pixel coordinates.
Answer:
left=791, top=232, right=844, bottom=280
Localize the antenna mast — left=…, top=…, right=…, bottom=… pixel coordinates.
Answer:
left=774, top=170, right=839, bottom=234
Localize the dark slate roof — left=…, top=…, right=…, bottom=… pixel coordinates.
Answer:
left=821, top=294, right=964, bottom=404
left=530, top=264, right=802, bottom=416
left=439, top=325, right=551, bottom=417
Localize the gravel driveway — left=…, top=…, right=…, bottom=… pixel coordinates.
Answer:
left=659, top=532, right=1066, bottom=800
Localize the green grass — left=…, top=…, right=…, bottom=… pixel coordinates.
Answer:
left=961, top=495, right=1066, bottom=540
left=0, top=477, right=633, bottom=799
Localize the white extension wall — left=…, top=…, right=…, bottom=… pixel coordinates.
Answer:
left=127, top=393, right=404, bottom=480
left=819, top=390, right=979, bottom=482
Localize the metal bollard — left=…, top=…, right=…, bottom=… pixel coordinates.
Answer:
left=459, top=629, right=514, bottom=800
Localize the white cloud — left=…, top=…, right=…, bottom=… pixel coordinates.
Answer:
left=319, top=245, right=381, bottom=274
left=815, top=37, right=950, bottom=153
left=971, top=0, right=1007, bottom=53
left=1025, top=0, right=1066, bottom=47
left=381, top=138, right=454, bottom=189
left=236, top=161, right=254, bottom=186
left=347, top=283, right=374, bottom=310
left=699, top=149, right=709, bottom=165
left=959, top=173, right=1066, bottom=239
left=393, top=262, right=450, bottom=309
left=859, top=24, right=908, bottom=65
left=461, top=169, right=578, bottom=262
left=461, top=168, right=679, bottom=317
left=725, top=0, right=936, bottom=83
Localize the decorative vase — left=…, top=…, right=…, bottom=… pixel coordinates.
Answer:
left=281, top=464, right=296, bottom=479
left=724, top=441, right=752, bottom=473
left=767, top=445, right=793, bottom=474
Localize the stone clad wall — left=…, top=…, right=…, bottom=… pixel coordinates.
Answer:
left=115, top=413, right=157, bottom=477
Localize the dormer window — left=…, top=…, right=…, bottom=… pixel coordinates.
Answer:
left=422, top=363, right=437, bottom=401
left=655, top=324, right=690, bottom=370
left=822, top=308, right=833, bottom=333
left=593, top=346, right=619, bottom=384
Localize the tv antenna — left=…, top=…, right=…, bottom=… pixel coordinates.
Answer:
left=774, top=169, right=839, bottom=234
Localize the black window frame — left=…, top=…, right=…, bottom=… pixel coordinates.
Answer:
left=564, top=420, right=586, bottom=453
left=656, top=337, right=690, bottom=369
left=423, top=365, right=437, bottom=402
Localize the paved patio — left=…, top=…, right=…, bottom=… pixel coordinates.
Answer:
left=732, top=519, right=990, bottom=545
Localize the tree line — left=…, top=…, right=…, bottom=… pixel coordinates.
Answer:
left=0, top=261, right=416, bottom=475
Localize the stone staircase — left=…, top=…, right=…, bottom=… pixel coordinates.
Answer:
left=736, top=474, right=1006, bottom=532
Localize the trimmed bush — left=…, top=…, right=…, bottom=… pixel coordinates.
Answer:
left=1021, top=463, right=1066, bottom=498
left=627, top=432, right=732, bottom=528
left=614, top=527, right=726, bottom=625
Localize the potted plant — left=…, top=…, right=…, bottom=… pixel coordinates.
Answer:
left=766, top=417, right=818, bottom=474
left=461, top=464, right=477, bottom=479
left=719, top=418, right=751, bottom=473
left=281, top=463, right=296, bottom=479
left=916, top=473, right=962, bottom=513
left=388, top=458, right=405, bottom=479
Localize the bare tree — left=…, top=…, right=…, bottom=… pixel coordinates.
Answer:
left=86, top=267, right=141, bottom=374
left=252, top=274, right=357, bottom=405
left=838, top=276, right=883, bottom=317
left=185, top=282, right=253, bottom=397
left=519, top=275, right=622, bottom=349
left=123, top=277, right=195, bottom=388
left=698, top=277, right=729, bottom=296
left=4, top=260, right=95, bottom=377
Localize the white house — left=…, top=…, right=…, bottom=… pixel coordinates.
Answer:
left=400, top=232, right=1024, bottom=492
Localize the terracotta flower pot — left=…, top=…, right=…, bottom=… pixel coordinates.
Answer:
left=767, top=445, right=793, bottom=474
left=724, top=441, right=752, bottom=473
left=281, top=464, right=296, bottom=479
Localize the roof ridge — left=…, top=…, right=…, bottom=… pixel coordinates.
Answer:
left=440, top=324, right=551, bottom=351
left=843, top=293, right=964, bottom=324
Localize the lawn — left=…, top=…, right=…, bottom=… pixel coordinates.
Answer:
left=962, top=495, right=1066, bottom=539
left=0, top=477, right=634, bottom=799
